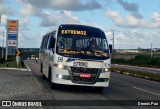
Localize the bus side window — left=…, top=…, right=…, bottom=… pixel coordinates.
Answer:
left=40, top=36, right=45, bottom=49
left=48, top=33, right=55, bottom=49
left=42, top=35, right=49, bottom=49
left=42, top=36, right=47, bottom=49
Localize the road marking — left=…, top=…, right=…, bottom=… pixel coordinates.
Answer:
left=24, top=62, right=31, bottom=71
left=112, top=64, right=160, bottom=71
left=112, top=72, right=160, bottom=84
left=133, top=87, right=160, bottom=96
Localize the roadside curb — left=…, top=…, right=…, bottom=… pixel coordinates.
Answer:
left=112, top=72, right=160, bottom=84
left=112, top=64, right=160, bottom=71
left=111, top=67, right=160, bottom=83
left=0, top=62, right=31, bottom=72
left=0, top=67, right=30, bottom=71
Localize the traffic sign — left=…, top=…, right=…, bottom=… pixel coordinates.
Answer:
left=16, top=49, right=21, bottom=56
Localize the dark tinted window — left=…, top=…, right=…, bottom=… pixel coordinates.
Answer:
left=56, top=25, right=110, bottom=60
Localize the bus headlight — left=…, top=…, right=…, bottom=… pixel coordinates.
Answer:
left=54, top=64, right=66, bottom=69
left=104, top=68, right=110, bottom=72
left=58, top=64, right=63, bottom=69
left=57, top=74, right=63, bottom=79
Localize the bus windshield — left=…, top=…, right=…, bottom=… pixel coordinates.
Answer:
left=56, top=27, right=110, bottom=60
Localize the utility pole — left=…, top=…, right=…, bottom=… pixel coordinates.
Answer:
left=112, top=29, right=114, bottom=51
left=151, top=43, right=152, bottom=58
left=0, top=15, right=4, bottom=59
left=111, top=29, right=115, bottom=60
left=2, top=32, right=4, bottom=58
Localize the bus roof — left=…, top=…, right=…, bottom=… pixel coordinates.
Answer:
left=44, top=24, right=104, bottom=36
left=59, top=24, right=103, bottom=32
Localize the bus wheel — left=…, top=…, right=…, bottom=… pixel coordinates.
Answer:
left=51, top=83, right=57, bottom=89
left=48, top=67, right=57, bottom=89
left=95, top=87, right=104, bottom=92
left=42, top=74, right=46, bottom=80
left=40, top=63, right=42, bottom=73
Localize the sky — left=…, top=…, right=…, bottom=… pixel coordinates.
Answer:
left=0, top=0, right=160, bottom=49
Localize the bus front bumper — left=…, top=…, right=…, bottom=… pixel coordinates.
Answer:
left=51, top=67, right=110, bottom=87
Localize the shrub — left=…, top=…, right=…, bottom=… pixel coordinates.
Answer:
left=112, top=55, right=160, bottom=68
left=0, top=58, right=5, bottom=64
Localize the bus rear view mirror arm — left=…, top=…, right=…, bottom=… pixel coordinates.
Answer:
left=51, top=48, right=54, bottom=54
left=109, top=44, right=112, bottom=53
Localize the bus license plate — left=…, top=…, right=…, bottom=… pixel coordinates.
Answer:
left=80, top=73, right=91, bottom=78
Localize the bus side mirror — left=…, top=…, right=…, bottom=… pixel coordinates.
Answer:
left=109, top=44, right=112, bottom=53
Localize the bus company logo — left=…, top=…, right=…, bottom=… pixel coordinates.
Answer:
left=2, top=101, right=11, bottom=106
left=58, top=57, right=63, bottom=62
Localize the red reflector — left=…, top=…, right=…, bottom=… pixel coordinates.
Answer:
left=80, top=73, right=91, bottom=78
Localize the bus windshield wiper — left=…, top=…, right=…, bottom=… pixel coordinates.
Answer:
left=86, top=50, right=107, bottom=57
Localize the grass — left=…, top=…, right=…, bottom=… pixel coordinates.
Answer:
left=112, top=55, right=160, bottom=68
left=0, top=57, right=27, bottom=69
left=111, top=67, right=160, bottom=82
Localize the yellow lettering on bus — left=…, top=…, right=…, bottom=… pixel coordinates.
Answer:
left=61, top=30, right=65, bottom=34
left=76, top=31, right=81, bottom=34
left=74, top=30, right=76, bottom=34
left=84, top=31, right=87, bottom=35
left=71, top=30, right=74, bottom=34
left=61, top=30, right=87, bottom=36
left=80, top=31, right=83, bottom=35
left=67, top=30, right=71, bottom=34
left=64, top=30, right=68, bottom=34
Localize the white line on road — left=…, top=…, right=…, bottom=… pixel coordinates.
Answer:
left=133, top=87, right=160, bottom=96
left=24, top=62, right=31, bottom=71
left=112, top=64, right=160, bottom=71
left=112, top=72, right=160, bottom=84
left=0, top=67, right=30, bottom=71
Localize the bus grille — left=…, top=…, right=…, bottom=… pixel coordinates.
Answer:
left=70, top=67, right=99, bottom=83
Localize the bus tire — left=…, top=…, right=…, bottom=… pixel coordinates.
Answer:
left=40, top=63, right=42, bottom=73
left=48, top=67, right=52, bottom=82
left=51, top=83, right=57, bottom=89
left=48, top=67, right=56, bottom=89
left=95, top=87, right=104, bottom=92
left=42, top=74, right=46, bottom=80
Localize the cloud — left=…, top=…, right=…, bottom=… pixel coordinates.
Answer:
left=117, top=0, right=142, bottom=18
left=105, top=10, right=160, bottom=29
left=58, top=11, right=80, bottom=24
left=113, top=29, right=150, bottom=49
left=17, top=0, right=101, bottom=11
left=40, top=12, right=57, bottom=27
left=105, top=27, right=160, bottom=49
left=50, top=0, right=101, bottom=11
left=19, top=17, right=30, bottom=31
left=0, top=14, right=8, bottom=25
left=105, top=10, right=124, bottom=25
left=19, top=3, right=42, bottom=16
left=0, top=3, right=5, bottom=14
left=0, top=0, right=15, bottom=15
left=40, top=10, right=80, bottom=27
left=152, top=12, right=160, bottom=22
left=17, top=0, right=81, bottom=27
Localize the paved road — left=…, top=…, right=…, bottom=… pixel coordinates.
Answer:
left=0, top=60, right=160, bottom=109
left=112, top=64, right=160, bottom=74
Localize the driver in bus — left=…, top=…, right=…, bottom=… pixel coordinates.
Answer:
left=57, top=41, right=64, bottom=48
left=56, top=41, right=64, bottom=52
left=87, top=39, right=101, bottom=51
